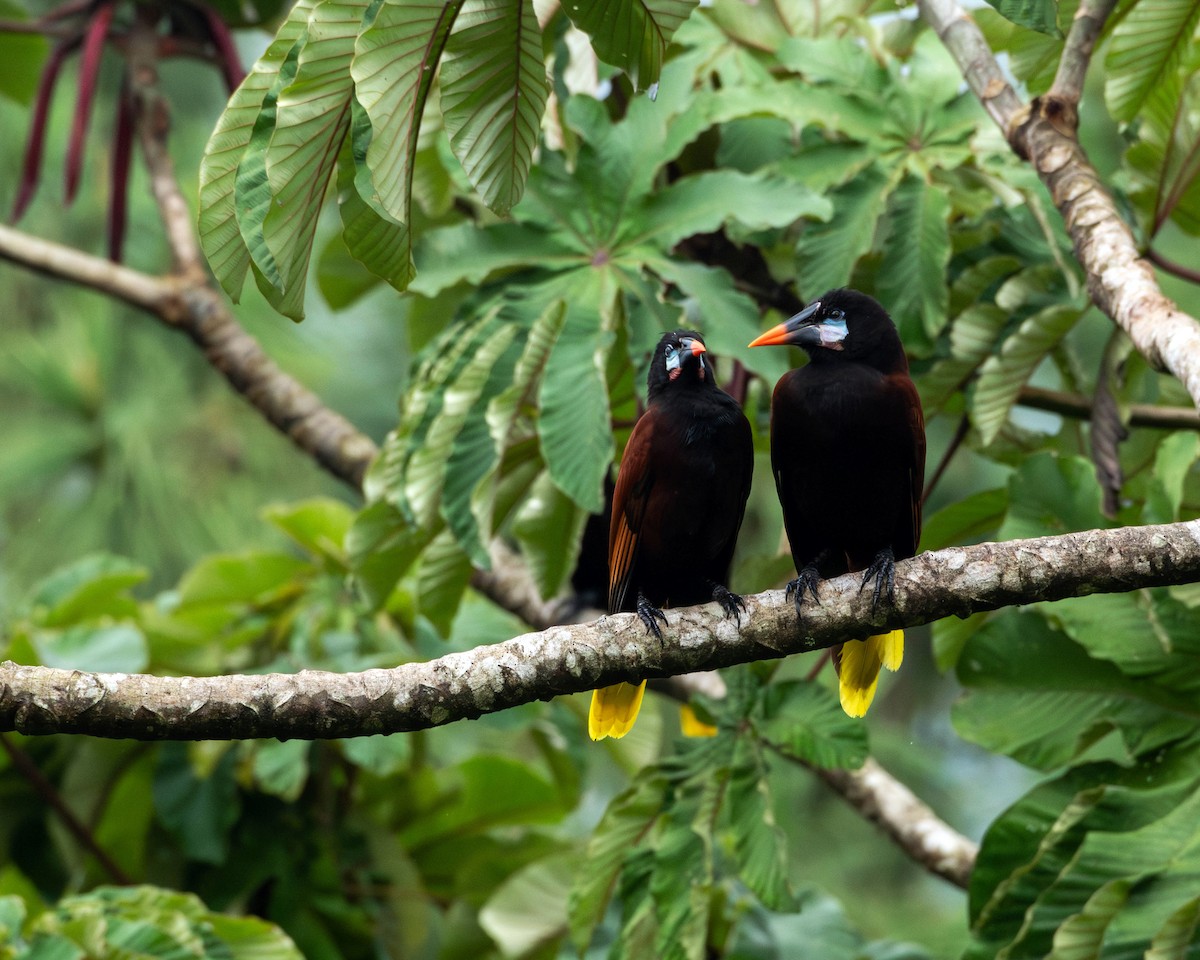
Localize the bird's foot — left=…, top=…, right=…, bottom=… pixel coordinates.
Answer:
left=860, top=547, right=896, bottom=612
left=785, top=564, right=822, bottom=612
left=636, top=592, right=669, bottom=640
left=710, top=582, right=747, bottom=624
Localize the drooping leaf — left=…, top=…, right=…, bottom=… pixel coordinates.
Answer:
left=562, top=0, right=698, bottom=91
left=440, top=0, right=548, bottom=215
left=199, top=0, right=316, bottom=299
left=512, top=472, right=590, bottom=600
left=982, top=0, right=1060, bottom=35
left=538, top=287, right=614, bottom=514
left=259, top=0, right=370, bottom=320
left=921, top=487, right=1008, bottom=551
left=1105, top=0, right=1200, bottom=123
left=727, top=740, right=794, bottom=911
left=351, top=0, right=464, bottom=225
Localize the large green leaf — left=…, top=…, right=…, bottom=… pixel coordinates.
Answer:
left=411, top=222, right=579, bottom=297
left=351, top=0, right=464, bottom=225
left=1105, top=0, right=1200, bottom=123
left=538, top=284, right=614, bottom=513
left=876, top=173, right=952, bottom=350
left=259, top=0, right=369, bottom=320
left=198, top=0, right=316, bottom=299
left=563, top=0, right=698, bottom=91
left=982, top=0, right=1059, bottom=35
left=440, top=0, right=548, bottom=215
left=512, top=472, right=590, bottom=600
left=998, top=452, right=1106, bottom=542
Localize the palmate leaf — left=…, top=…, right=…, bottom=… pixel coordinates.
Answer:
left=563, top=0, right=698, bottom=91
left=876, top=172, right=951, bottom=351
left=259, top=0, right=369, bottom=320
left=352, top=0, right=464, bottom=225
left=512, top=472, right=589, bottom=600
left=755, top=680, right=868, bottom=770
left=619, top=169, right=831, bottom=251
left=972, top=303, right=1083, bottom=445
left=440, top=0, right=548, bottom=215
left=198, top=0, right=316, bottom=300
left=1105, top=0, right=1200, bottom=124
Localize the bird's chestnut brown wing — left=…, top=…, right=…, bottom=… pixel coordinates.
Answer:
left=608, top=416, right=655, bottom=615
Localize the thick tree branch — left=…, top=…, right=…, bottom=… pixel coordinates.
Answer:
left=919, top=0, right=1200, bottom=411
left=4, top=521, right=1198, bottom=740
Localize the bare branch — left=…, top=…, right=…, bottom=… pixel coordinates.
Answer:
left=1019, top=385, right=1200, bottom=431
left=4, top=521, right=1199, bottom=740
left=817, top=759, right=978, bottom=889
left=0, top=734, right=132, bottom=884
left=1047, top=0, right=1119, bottom=106
left=918, top=0, right=1200, bottom=412
left=0, top=222, right=173, bottom=311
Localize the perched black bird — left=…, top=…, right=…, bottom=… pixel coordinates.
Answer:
left=749, top=289, right=925, bottom=717
left=589, top=331, right=755, bottom=740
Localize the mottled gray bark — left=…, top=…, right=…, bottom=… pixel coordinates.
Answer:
left=4, top=521, right=1198, bottom=740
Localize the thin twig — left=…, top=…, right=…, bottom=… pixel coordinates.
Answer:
left=922, top=413, right=969, bottom=505
left=0, top=734, right=132, bottom=884
left=1147, top=247, right=1200, bottom=286
left=1047, top=0, right=1119, bottom=106
left=1018, top=385, right=1200, bottom=431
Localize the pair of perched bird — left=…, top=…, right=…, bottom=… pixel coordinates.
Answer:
left=588, top=289, right=926, bottom=740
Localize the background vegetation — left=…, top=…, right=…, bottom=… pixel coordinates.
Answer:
left=1, top=0, right=1199, bottom=957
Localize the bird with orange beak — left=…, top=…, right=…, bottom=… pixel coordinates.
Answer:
left=588, top=330, right=754, bottom=739
left=749, top=289, right=925, bottom=717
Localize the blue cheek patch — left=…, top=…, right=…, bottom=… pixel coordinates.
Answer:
left=820, top=319, right=849, bottom=348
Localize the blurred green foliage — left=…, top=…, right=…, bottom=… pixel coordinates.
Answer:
left=2, top=0, right=1200, bottom=957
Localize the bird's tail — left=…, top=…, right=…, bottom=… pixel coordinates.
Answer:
left=834, top=630, right=904, bottom=718
left=589, top=681, right=647, bottom=740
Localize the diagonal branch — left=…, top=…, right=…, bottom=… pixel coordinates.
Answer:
left=918, top=0, right=1200, bottom=412
left=3, top=520, right=1199, bottom=740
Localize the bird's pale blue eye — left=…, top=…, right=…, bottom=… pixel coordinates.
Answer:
left=828, top=308, right=846, bottom=321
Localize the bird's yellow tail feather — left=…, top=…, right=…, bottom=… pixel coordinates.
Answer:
left=837, top=630, right=904, bottom=718
left=589, top=681, right=647, bottom=740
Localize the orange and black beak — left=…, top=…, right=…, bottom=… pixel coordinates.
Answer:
left=749, top=301, right=845, bottom=351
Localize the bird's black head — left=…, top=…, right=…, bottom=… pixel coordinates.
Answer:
left=647, top=330, right=711, bottom=398
left=748, top=289, right=907, bottom=373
